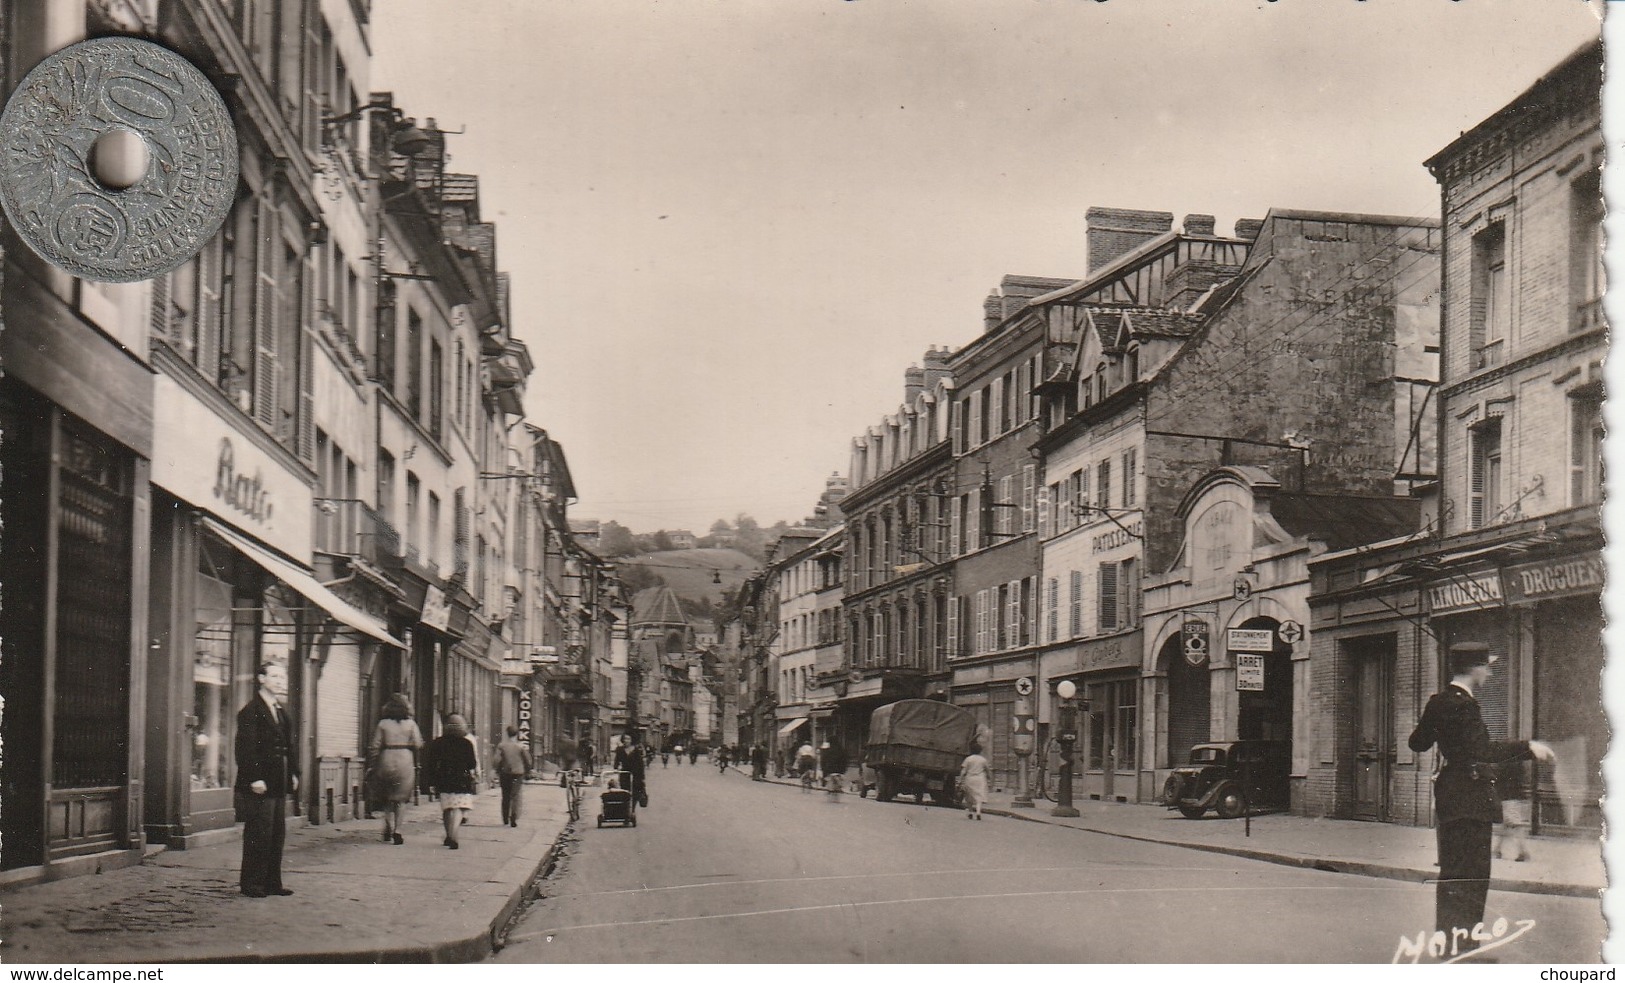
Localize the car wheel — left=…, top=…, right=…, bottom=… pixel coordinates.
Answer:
left=1214, top=784, right=1246, bottom=819
left=1161, top=775, right=1183, bottom=807
left=1177, top=804, right=1206, bottom=820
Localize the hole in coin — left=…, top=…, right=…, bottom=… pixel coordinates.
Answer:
left=90, top=128, right=149, bottom=190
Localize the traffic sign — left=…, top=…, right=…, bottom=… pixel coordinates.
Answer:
left=1182, top=620, right=1210, bottom=666
left=1278, top=620, right=1304, bottom=645
left=1233, top=576, right=1253, bottom=601
left=1227, top=627, right=1276, bottom=652
left=1236, top=653, right=1266, bottom=691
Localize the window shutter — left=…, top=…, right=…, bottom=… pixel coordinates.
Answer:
left=254, top=204, right=279, bottom=427
left=1470, top=429, right=1486, bottom=528
left=1006, top=580, right=1021, bottom=650
left=1046, top=577, right=1059, bottom=643
left=198, top=240, right=221, bottom=377
left=950, top=496, right=962, bottom=556
left=149, top=269, right=171, bottom=343
left=1098, top=561, right=1119, bottom=632
left=1097, top=459, right=1111, bottom=509
left=947, top=596, right=960, bottom=659
left=1030, top=355, right=1041, bottom=420
left=951, top=398, right=964, bottom=454
left=967, top=487, right=980, bottom=551
left=1069, top=570, right=1083, bottom=637
left=1077, top=470, right=1089, bottom=524
left=1022, top=464, right=1036, bottom=533
left=1037, top=484, right=1052, bottom=539
left=298, top=249, right=317, bottom=462
left=990, top=377, right=1004, bottom=435
left=1121, top=558, right=1139, bottom=627
left=998, top=475, right=1012, bottom=535
left=1122, top=449, right=1138, bottom=507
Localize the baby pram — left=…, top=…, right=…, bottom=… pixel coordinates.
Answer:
left=598, top=770, right=637, bottom=828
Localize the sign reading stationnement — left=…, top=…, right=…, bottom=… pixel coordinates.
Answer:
left=1236, top=653, right=1265, bottom=691
left=1227, top=628, right=1276, bottom=653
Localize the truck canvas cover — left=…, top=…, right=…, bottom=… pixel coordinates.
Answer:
left=867, top=700, right=977, bottom=753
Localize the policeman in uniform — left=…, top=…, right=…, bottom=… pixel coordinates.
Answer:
left=1407, top=641, right=1552, bottom=952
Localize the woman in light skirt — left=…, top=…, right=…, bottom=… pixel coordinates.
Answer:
left=368, top=694, right=422, bottom=844
left=959, top=741, right=991, bottom=821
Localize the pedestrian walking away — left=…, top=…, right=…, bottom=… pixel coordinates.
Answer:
left=660, top=747, right=670, bottom=768
left=751, top=742, right=767, bottom=781
left=614, top=733, right=649, bottom=808
left=235, top=662, right=299, bottom=897
left=958, top=740, right=990, bottom=820
left=1407, top=641, right=1553, bottom=956
left=688, top=745, right=699, bottom=766
left=423, top=712, right=480, bottom=849
left=578, top=738, right=596, bottom=780
left=717, top=745, right=731, bottom=774
left=493, top=725, right=533, bottom=827
left=1494, top=755, right=1535, bottom=862
left=367, top=693, right=423, bottom=845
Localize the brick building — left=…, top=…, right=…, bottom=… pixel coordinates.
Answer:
left=1306, top=41, right=1603, bottom=830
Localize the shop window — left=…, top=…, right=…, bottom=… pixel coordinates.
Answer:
left=1469, top=419, right=1503, bottom=528
left=1088, top=679, right=1136, bottom=771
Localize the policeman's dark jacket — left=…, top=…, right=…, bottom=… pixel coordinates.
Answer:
left=1407, top=684, right=1533, bottom=825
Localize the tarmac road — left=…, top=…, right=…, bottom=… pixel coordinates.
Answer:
left=494, top=763, right=1604, bottom=964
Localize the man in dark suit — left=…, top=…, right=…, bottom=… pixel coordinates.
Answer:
left=236, top=661, right=299, bottom=898
left=1408, top=641, right=1551, bottom=955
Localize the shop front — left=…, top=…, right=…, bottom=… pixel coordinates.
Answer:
left=1307, top=508, right=1602, bottom=831
left=1044, top=631, right=1141, bottom=803
left=144, top=376, right=401, bottom=847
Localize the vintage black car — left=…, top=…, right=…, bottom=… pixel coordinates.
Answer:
left=1161, top=740, right=1291, bottom=819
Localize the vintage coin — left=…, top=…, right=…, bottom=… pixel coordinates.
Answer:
left=0, top=37, right=237, bottom=283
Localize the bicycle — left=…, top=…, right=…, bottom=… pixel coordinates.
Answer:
left=800, top=768, right=816, bottom=793
left=562, top=769, right=584, bottom=822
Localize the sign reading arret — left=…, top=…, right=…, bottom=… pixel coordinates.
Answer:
left=1236, top=653, right=1266, bottom=692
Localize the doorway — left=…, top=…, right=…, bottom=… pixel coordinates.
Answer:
left=1349, top=635, right=1396, bottom=822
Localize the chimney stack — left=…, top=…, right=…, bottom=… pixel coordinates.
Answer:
left=921, top=345, right=953, bottom=390
left=1234, top=218, right=1264, bottom=242
left=984, top=293, right=1004, bottom=333
left=904, top=364, right=926, bottom=402
left=1182, top=214, right=1216, bottom=236
left=1086, top=206, right=1174, bottom=273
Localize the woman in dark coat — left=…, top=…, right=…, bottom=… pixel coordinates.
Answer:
left=422, top=713, right=478, bottom=849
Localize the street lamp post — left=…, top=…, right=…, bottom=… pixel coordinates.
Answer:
left=1051, top=680, right=1081, bottom=818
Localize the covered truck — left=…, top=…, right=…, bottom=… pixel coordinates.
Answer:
left=864, top=699, right=983, bottom=806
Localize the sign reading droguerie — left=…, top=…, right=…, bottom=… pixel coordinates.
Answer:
left=1426, top=570, right=1504, bottom=614
left=1503, top=554, right=1603, bottom=604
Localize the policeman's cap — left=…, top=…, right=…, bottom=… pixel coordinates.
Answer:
left=1448, top=641, right=1498, bottom=673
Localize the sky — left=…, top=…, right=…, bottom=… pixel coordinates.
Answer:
left=370, top=0, right=1604, bottom=534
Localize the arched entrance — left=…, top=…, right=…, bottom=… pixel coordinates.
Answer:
left=1236, top=616, right=1292, bottom=742
left=1161, top=634, right=1210, bottom=767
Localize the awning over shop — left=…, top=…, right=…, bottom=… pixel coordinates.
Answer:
left=808, top=706, right=836, bottom=719
left=202, top=517, right=405, bottom=649
left=776, top=717, right=808, bottom=737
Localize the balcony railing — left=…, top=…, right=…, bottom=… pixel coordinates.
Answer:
left=1574, top=297, right=1605, bottom=334
left=313, top=499, right=400, bottom=568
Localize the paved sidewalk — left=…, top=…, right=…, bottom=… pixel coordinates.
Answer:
left=757, top=769, right=1603, bottom=899
left=1, top=780, right=572, bottom=964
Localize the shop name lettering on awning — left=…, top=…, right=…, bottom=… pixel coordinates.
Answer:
left=1426, top=571, right=1504, bottom=614
left=1504, top=555, right=1603, bottom=603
